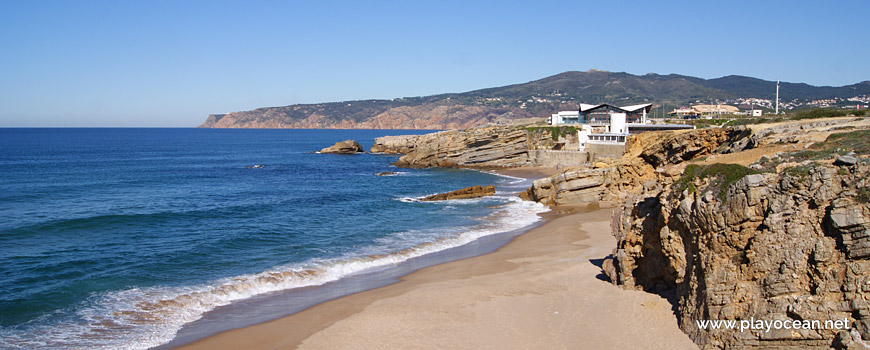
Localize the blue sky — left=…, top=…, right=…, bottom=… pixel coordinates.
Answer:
left=1, top=0, right=868, bottom=127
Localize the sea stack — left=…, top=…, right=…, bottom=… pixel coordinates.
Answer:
left=319, top=140, right=364, bottom=154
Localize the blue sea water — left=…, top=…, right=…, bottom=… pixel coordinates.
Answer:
left=0, top=128, right=546, bottom=349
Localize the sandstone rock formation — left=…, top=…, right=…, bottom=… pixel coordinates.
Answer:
left=522, top=127, right=747, bottom=206
left=371, top=135, right=422, bottom=154
left=421, top=185, right=496, bottom=201
left=393, top=126, right=548, bottom=168
left=522, top=117, right=870, bottom=349
left=319, top=140, right=364, bottom=154
left=610, top=161, right=870, bottom=349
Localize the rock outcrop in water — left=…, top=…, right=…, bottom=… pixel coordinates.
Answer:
left=319, top=140, right=364, bottom=154
left=393, top=126, right=547, bottom=168
left=421, top=185, right=496, bottom=201
left=371, top=135, right=422, bottom=154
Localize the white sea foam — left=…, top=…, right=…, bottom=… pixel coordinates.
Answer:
left=395, top=194, right=502, bottom=204
left=0, top=197, right=547, bottom=350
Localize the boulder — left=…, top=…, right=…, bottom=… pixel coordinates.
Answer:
left=319, top=140, right=364, bottom=154
left=421, top=185, right=496, bottom=201
left=834, top=155, right=858, bottom=166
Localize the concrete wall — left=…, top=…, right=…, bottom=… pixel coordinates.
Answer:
left=586, top=143, right=626, bottom=160
left=528, top=150, right=588, bottom=168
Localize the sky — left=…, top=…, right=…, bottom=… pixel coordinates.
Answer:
left=1, top=0, right=868, bottom=127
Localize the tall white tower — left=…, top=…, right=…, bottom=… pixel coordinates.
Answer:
left=775, top=79, right=780, bottom=115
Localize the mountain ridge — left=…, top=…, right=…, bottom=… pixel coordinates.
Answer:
left=200, top=70, right=870, bottom=129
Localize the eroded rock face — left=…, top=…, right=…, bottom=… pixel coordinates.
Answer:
left=522, top=127, right=744, bottom=206
left=639, top=127, right=751, bottom=168
left=319, top=140, right=364, bottom=154
left=420, top=185, right=496, bottom=201
left=371, top=135, right=422, bottom=154
left=519, top=119, right=870, bottom=349
left=393, top=127, right=546, bottom=168
left=610, top=161, right=870, bottom=349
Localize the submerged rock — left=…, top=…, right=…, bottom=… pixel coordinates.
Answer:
left=319, top=140, right=364, bottom=154
left=375, top=171, right=398, bottom=176
left=421, top=185, right=496, bottom=201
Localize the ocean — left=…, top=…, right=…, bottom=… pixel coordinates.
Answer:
left=0, top=128, right=547, bottom=349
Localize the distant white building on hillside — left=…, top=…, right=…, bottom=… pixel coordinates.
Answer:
left=550, top=103, right=652, bottom=126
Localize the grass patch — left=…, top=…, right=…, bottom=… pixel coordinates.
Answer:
left=823, top=130, right=870, bottom=155
left=731, top=117, right=784, bottom=126
left=690, top=118, right=733, bottom=128
left=785, top=165, right=812, bottom=180
left=858, top=187, right=870, bottom=203
left=781, top=130, right=870, bottom=163
left=526, top=126, right=579, bottom=140
left=793, top=108, right=851, bottom=120
left=675, top=163, right=759, bottom=199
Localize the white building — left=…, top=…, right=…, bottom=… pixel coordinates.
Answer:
left=550, top=103, right=651, bottom=126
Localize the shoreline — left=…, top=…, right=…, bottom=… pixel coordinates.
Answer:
left=175, top=208, right=697, bottom=350
left=155, top=167, right=550, bottom=349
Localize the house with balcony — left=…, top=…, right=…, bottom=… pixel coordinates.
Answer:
left=549, top=103, right=652, bottom=126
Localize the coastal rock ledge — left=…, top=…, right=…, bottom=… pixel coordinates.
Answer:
left=319, top=140, right=364, bottom=154
left=421, top=185, right=495, bottom=201
left=371, top=135, right=422, bottom=154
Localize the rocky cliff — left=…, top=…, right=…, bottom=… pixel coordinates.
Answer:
left=522, top=127, right=750, bottom=206
left=533, top=118, right=870, bottom=349
left=611, top=158, right=870, bottom=349
left=517, top=117, right=870, bottom=349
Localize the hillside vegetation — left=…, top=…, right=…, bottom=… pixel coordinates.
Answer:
left=200, top=70, right=870, bottom=129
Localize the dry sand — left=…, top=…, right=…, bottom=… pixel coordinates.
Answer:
left=177, top=209, right=698, bottom=350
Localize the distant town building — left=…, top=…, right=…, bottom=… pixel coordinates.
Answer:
left=669, top=104, right=739, bottom=118
left=690, top=104, right=739, bottom=115
left=669, top=107, right=696, bottom=118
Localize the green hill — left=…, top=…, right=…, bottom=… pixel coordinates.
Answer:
left=201, top=70, right=870, bottom=129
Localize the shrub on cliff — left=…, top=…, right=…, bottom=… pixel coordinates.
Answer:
left=793, top=108, right=850, bottom=120
left=675, top=163, right=759, bottom=199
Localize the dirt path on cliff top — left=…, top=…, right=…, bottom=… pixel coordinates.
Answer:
left=697, top=117, right=870, bottom=166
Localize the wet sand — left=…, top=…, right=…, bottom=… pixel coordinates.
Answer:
left=177, top=209, right=697, bottom=350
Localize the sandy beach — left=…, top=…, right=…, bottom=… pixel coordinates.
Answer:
left=177, top=209, right=697, bottom=350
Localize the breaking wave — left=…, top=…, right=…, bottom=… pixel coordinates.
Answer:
left=0, top=197, right=547, bottom=350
